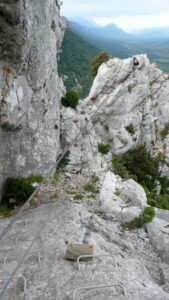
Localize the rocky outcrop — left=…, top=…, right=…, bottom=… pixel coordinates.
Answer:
left=60, top=54, right=169, bottom=262
left=87, top=55, right=169, bottom=161
left=61, top=55, right=169, bottom=172
left=146, top=209, right=169, bottom=262
left=0, top=0, right=65, bottom=190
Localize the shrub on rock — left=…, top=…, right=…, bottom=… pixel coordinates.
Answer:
left=125, top=206, right=155, bottom=229
left=1, top=175, right=43, bottom=210
left=98, top=143, right=111, bottom=154
left=61, top=90, right=79, bottom=109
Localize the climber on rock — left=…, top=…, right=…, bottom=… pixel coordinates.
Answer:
left=132, top=57, right=139, bottom=72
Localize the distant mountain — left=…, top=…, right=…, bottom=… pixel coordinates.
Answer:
left=69, top=21, right=129, bottom=41
left=132, top=27, right=169, bottom=39
left=89, top=23, right=130, bottom=40
left=58, top=28, right=101, bottom=98
left=70, top=18, right=100, bottom=28
left=69, top=21, right=132, bottom=58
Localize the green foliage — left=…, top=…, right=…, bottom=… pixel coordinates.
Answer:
left=26, top=174, right=44, bottom=185
left=112, top=155, right=131, bottom=180
left=91, top=174, right=100, bottom=184
left=53, top=172, right=60, bottom=182
left=125, top=123, right=135, bottom=135
left=125, top=206, right=155, bottom=230
left=1, top=122, right=22, bottom=132
left=148, top=193, right=169, bottom=210
left=74, top=194, right=84, bottom=201
left=1, top=177, right=36, bottom=209
left=84, top=174, right=100, bottom=194
left=91, top=51, right=110, bottom=77
left=98, top=143, right=111, bottom=154
left=0, top=205, right=13, bottom=218
left=112, top=145, right=169, bottom=211
left=112, top=145, right=160, bottom=191
left=84, top=184, right=99, bottom=193
left=61, top=90, right=79, bottom=109
left=160, top=122, right=169, bottom=139
left=58, top=151, right=70, bottom=169
left=159, top=176, right=169, bottom=195
left=58, top=28, right=100, bottom=98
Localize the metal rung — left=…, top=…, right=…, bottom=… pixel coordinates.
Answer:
left=0, top=275, right=27, bottom=293
left=12, top=219, right=28, bottom=229
left=3, top=251, right=41, bottom=267
left=73, top=284, right=126, bottom=299
left=15, top=234, right=44, bottom=245
left=77, top=254, right=116, bottom=271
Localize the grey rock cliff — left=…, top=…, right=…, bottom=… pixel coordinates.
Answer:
left=61, top=55, right=169, bottom=261
left=62, top=55, right=169, bottom=174
left=0, top=0, right=65, bottom=189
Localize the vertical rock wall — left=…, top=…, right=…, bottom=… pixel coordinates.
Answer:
left=0, top=0, right=65, bottom=190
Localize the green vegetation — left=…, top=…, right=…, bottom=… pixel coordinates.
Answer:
left=58, top=151, right=70, bottom=169
left=53, top=172, right=59, bottom=182
left=0, top=205, right=13, bottom=218
left=112, top=155, right=131, bottom=180
left=147, top=192, right=169, bottom=210
left=91, top=174, right=100, bottom=183
left=112, top=144, right=169, bottom=212
left=1, top=122, right=22, bottom=132
left=58, top=28, right=100, bottom=98
left=74, top=194, right=84, bottom=201
left=125, top=206, right=155, bottom=230
left=84, top=173, right=100, bottom=194
left=25, top=174, right=44, bottom=185
left=0, top=175, right=43, bottom=212
left=160, top=122, right=169, bottom=139
left=125, top=123, right=135, bottom=135
left=112, top=145, right=160, bottom=191
left=84, top=184, right=99, bottom=193
left=98, top=143, right=111, bottom=154
left=91, top=51, right=110, bottom=77
left=61, top=90, right=79, bottom=109
left=59, top=25, right=169, bottom=102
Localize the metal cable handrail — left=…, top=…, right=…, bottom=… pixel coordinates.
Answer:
left=0, top=63, right=130, bottom=298
left=0, top=203, right=58, bottom=298
left=0, top=91, right=114, bottom=298
left=0, top=92, right=112, bottom=242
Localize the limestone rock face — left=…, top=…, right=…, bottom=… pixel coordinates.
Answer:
left=86, top=55, right=169, bottom=165
left=0, top=0, right=65, bottom=188
left=1, top=202, right=169, bottom=299
left=146, top=209, right=169, bottom=262
left=99, top=172, right=147, bottom=222
left=60, top=55, right=169, bottom=260
left=62, top=55, right=169, bottom=176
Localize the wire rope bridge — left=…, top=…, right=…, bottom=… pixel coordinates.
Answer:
left=0, top=90, right=127, bottom=298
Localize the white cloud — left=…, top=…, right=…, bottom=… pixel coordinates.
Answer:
left=93, top=12, right=169, bottom=31
left=61, top=0, right=169, bottom=31
left=62, top=0, right=169, bottom=17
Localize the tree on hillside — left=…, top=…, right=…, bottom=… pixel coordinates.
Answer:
left=91, top=51, right=110, bottom=77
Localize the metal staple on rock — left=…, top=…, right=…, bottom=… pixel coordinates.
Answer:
left=0, top=88, right=114, bottom=298
left=73, top=284, right=126, bottom=300
left=77, top=254, right=116, bottom=271
left=0, top=203, right=58, bottom=298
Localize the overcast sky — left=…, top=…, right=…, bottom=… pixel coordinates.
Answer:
left=61, top=0, right=169, bottom=31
